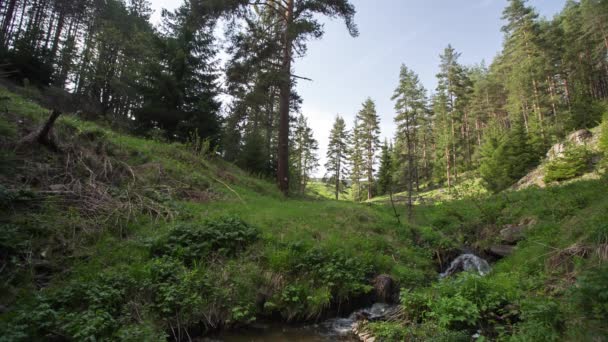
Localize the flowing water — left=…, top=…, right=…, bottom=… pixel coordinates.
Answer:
left=203, top=255, right=490, bottom=341
left=203, top=303, right=396, bottom=342
left=440, top=253, right=491, bottom=278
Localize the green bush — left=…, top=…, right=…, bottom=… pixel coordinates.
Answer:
left=367, top=321, right=409, bottom=341
left=153, top=216, right=259, bottom=263
left=570, top=263, right=608, bottom=321
left=601, top=112, right=608, bottom=155
left=544, top=146, right=592, bottom=183
left=510, top=298, right=563, bottom=341
left=0, top=116, right=16, bottom=138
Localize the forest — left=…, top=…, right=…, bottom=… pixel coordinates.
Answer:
left=0, top=0, right=608, bottom=341
left=0, top=0, right=607, bottom=198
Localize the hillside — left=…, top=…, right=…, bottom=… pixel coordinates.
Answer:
left=1, top=87, right=607, bottom=341
left=0, top=87, right=433, bottom=340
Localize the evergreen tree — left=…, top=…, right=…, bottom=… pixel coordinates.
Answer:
left=349, top=117, right=365, bottom=202
left=324, top=115, right=350, bottom=200
left=376, top=139, right=393, bottom=196
left=356, top=98, right=381, bottom=200
left=291, top=114, right=319, bottom=194
left=479, top=120, right=538, bottom=193
left=218, top=0, right=359, bottom=195
left=392, top=64, right=427, bottom=218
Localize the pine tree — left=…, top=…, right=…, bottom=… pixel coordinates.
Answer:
left=349, top=117, right=365, bottom=202
left=435, top=45, right=470, bottom=186
left=291, top=114, right=319, bottom=194
left=479, top=120, right=538, bottom=193
left=376, top=139, right=393, bottom=196
left=356, top=98, right=381, bottom=200
left=392, top=64, right=427, bottom=218
left=324, top=115, right=350, bottom=200
left=222, top=0, right=359, bottom=196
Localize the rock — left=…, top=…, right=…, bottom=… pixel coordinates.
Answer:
left=488, top=245, right=516, bottom=257
left=372, top=274, right=395, bottom=304
left=547, top=142, right=567, bottom=160
left=567, top=129, right=593, bottom=145
left=499, top=218, right=536, bottom=244
left=500, top=224, right=527, bottom=244
left=547, top=129, right=593, bottom=161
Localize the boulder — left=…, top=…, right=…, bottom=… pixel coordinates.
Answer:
left=500, top=224, right=527, bottom=244
left=547, top=142, right=566, bottom=160
left=488, top=245, right=516, bottom=257
left=567, top=129, right=593, bottom=145
left=372, top=274, right=395, bottom=304
left=499, top=218, right=536, bottom=244
left=547, top=129, right=593, bottom=160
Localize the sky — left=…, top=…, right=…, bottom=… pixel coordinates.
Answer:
left=148, top=0, right=566, bottom=177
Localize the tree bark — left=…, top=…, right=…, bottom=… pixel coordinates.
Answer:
left=277, top=0, right=294, bottom=196
left=0, top=0, right=17, bottom=47
left=19, top=110, right=62, bottom=151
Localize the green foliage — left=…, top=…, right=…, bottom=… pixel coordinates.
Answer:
left=153, top=216, right=259, bottom=263
left=570, top=264, right=608, bottom=322
left=480, top=121, right=539, bottom=193
left=0, top=116, right=16, bottom=138
left=544, top=146, right=591, bottom=183
left=376, top=140, right=393, bottom=196
left=0, top=186, right=37, bottom=208
left=600, top=112, right=608, bottom=155
left=367, top=321, right=409, bottom=341
left=510, top=299, right=563, bottom=341
left=429, top=293, right=480, bottom=328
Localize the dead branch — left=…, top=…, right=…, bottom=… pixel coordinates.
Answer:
left=19, top=110, right=62, bottom=152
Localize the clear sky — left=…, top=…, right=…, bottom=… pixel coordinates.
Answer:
left=148, top=0, right=566, bottom=177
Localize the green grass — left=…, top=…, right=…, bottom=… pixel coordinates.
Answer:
left=1, top=85, right=607, bottom=341
left=369, top=177, right=608, bottom=340
left=306, top=180, right=353, bottom=200
left=0, top=87, right=433, bottom=340
left=368, top=176, right=487, bottom=205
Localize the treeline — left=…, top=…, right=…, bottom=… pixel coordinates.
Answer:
left=1, top=0, right=607, bottom=198
left=0, top=0, right=231, bottom=144
left=0, top=0, right=359, bottom=196
left=323, top=0, right=608, bottom=202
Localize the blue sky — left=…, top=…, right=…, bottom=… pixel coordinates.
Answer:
left=149, top=0, right=566, bottom=176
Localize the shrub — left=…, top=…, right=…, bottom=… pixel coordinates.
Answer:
left=570, top=263, right=608, bottom=321
left=428, top=294, right=480, bottom=329
left=601, top=112, right=608, bottom=155
left=544, top=146, right=592, bottom=183
left=153, top=216, right=259, bottom=263
left=289, top=247, right=373, bottom=298
left=511, top=298, right=563, bottom=341
left=367, top=321, right=409, bottom=341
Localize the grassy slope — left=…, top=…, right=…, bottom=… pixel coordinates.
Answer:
left=366, top=177, right=608, bottom=340
left=307, top=180, right=353, bottom=201
left=0, top=87, right=432, bottom=340
left=1, top=86, right=607, bottom=341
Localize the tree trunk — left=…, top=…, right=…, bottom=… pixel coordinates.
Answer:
left=277, top=0, right=294, bottom=196
left=49, top=10, right=65, bottom=64
left=407, top=134, right=414, bottom=221
left=367, top=144, right=373, bottom=201
left=19, top=110, right=62, bottom=151
left=445, top=145, right=451, bottom=192
left=0, top=0, right=17, bottom=47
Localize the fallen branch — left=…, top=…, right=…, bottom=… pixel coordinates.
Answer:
left=19, top=109, right=62, bottom=152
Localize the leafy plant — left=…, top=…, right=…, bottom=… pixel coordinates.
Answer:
left=153, top=216, right=259, bottom=263
left=544, top=146, right=592, bottom=183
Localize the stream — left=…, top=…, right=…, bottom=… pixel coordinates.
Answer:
left=202, top=303, right=396, bottom=342
left=202, top=254, right=491, bottom=341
